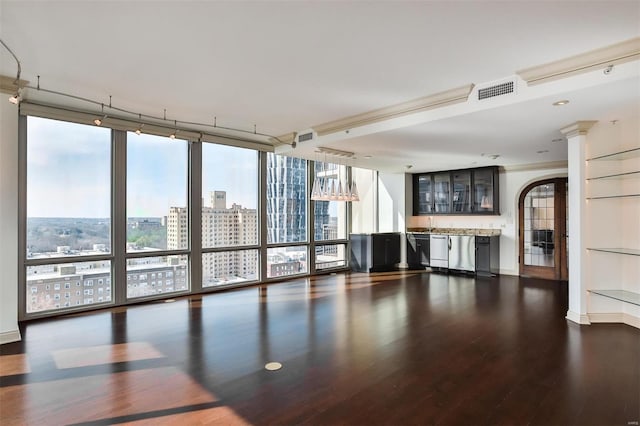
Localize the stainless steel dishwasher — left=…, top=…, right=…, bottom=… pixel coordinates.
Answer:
left=449, top=235, right=476, bottom=272
left=429, top=234, right=449, bottom=268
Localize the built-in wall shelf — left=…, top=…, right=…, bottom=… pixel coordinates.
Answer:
left=587, top=248, right=640, bottom=256
left=587, top=170, right=640, bottom=181
left=589, top=289, right=640, bottom=307
left=587, top=147, right=640, bottom=162
left=586, top=194, right=640, bottom=200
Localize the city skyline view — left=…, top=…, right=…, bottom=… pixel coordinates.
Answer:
left=24, top=116, right=348, bottom=315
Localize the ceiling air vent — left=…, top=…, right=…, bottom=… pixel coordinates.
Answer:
left=298, top=132, right=313, bottom=142
left=478, top=80, right=515, bottom=100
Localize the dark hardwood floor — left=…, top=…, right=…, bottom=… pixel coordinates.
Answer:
left=1, top=271, right=639, bottom=425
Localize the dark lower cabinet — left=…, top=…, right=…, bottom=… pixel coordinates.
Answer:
left=350, top=233, right=401, bottom=272
left=476, top=235, right=500, bottom=276
left=407, top=233, right=430, bottom=269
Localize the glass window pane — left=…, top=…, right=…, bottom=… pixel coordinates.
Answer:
left=26, top=117, right=111, bottom=258
left=473, top=168, right=493, bottom=212
left=202, top=143, right=258, bottom=248
left=266, top=153, right=307, bottom=244
left=202, top=250, right=259, bottom=287
left=127, top=133, right=188, bottom=252
left=433, top=173, right=450, bottom=213
left=314, top=162, right=347, bottom=241
left=267, top=247, right=307, bottom=278
left=126, top=255, right=188, bottom=298
left=315, top=244, right=346, bottom=270
left=452, top=171, right=471, bottom=213
left=524, top=183, right=555, bottom=267
left=26, top=260, right=112, bottom=313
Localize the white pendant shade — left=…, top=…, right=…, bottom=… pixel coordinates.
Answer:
left=310, top=177, right=321, bottom=200
left=349, top=180, right=359, bottom=202
left=309, top=163, right=358, bottom=202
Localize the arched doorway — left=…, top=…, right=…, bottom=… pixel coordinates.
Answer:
left=519, top=178, right=568, bottom=280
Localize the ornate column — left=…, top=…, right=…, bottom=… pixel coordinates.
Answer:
left=561, top=121, right=596, bottom=325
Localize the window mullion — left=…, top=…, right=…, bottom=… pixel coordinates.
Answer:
left=113, top=129, right=127, bottom=306
left=190, top=141, right=202, bottom=293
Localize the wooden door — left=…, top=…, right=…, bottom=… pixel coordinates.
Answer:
left=519, top=178, right=569, bottom=280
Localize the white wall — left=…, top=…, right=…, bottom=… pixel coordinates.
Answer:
left=0, top=100, right=20, bottom=344
left=406, top=166, right=568, bottom=275
left=378, top=172, right=406, bottom=233
left=350, top=167, right=377, bottom=234
left=378, top=172, right=407, bottom=267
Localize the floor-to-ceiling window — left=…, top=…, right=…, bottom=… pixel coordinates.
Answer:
left=313, top=161, right=349, bottom=271
left=266, top=153, right=308, bottom=278
left=20, top=111, right=355, bottom=319
left=126, top=132, right=190, bottom=298
left=201, top=143, right=259, bottom=287
left=25, top=117, right=113, bottom=313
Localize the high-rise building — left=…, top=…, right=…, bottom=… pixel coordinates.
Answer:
left=167, top=207, right=188, bottom=250
left=168, top=191, right=259, bottom=286
left=266, top=154, right=308, bottom=243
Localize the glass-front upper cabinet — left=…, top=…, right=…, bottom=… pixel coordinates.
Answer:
left=413, top=174, right=434, bottom=215
left=452, top=171, right=471, bottom=213
left=412, top=166, right=499, bottom=215
left=473, top=167, right=498, bottom=213
left=433, top=173, right=451, bottom=213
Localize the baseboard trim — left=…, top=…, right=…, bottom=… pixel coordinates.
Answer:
left=566, top=310, right=591, bottom=325
left=589, top=313, right=640, bottom=329
left=0, top=329, right=22, bottom=345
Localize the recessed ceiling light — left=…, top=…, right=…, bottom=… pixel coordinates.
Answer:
left=363, top=155, right=372, bottom=159
left=553, top=100, right=570, bottom=106
left=552, top=138, right=564, bottom=143
left=537, top=150, right=549, bottom=154
left=481, top=153, right=500, bottom=160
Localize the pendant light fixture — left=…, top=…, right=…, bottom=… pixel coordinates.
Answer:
left=310, top=147, right=359, bottom=202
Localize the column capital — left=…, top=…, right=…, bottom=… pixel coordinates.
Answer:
left=560, top=121, right=598, bottom=138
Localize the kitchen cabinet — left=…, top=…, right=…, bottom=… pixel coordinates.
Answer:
left=413, top=166, right=499, bottom=215
left=407, top=233, right=430, bottom=269
left=350, top=233, right=401, bottom=272
left=414, top=175, right=434, bottom=215
left=452, top=170, right=472, bottom=213
left=476, top=235, right=500, bottom=276
left=473, top=167, right=499, bottom=214
left=433, top=173, right=451, bottom=213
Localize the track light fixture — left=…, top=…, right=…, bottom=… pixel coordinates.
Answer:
left=135, top=114, right=143, bottom=135
left=169, top=120, right=177, bottom=139
left=8, top=89, right=21, bottom=105
left=0, top=38, right=289, bottom=145
left=94, top=104, right=106, bottom=126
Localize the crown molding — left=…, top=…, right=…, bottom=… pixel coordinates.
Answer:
left=560, top=121, right=598, bottom=138
left=501, top=160, right=568, bottom=172
left=0, top=74, right=29, bottom=94
left=517, top=37, right=640, bottom=86
left=312, top=84, right=475, bottom=137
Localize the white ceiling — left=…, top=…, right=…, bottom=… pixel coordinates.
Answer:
left=1, top=1, right=639, bottom=172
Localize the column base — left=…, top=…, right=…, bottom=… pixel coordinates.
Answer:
left=566, top=310, right=591, bottom=325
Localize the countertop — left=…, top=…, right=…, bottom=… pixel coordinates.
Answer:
left=407, top=227, right=501, bottom=236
